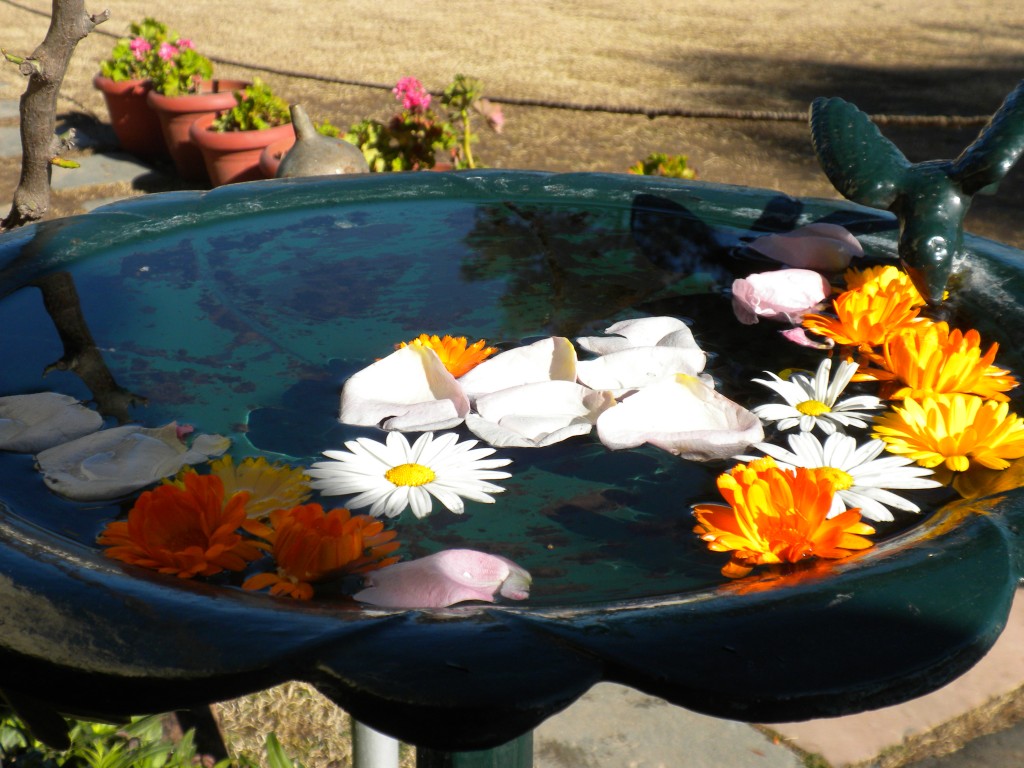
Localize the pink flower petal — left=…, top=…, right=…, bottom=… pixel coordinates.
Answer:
left=780, top=327, right=835, bottom=349
left=354, top=549, right=532, bottom=608
left=747, top=223, right=863, bottom=272
left=731, top=268, right=831, bottom=325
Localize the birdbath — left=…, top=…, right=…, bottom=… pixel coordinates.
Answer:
left=1, top=91, right=1024, bottom=767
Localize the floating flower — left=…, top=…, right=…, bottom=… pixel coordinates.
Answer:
left=98, top=473, right=262, bottom=578
left=206, top=455, right=312, bottom=520
left=353, top=549, right=531, bottom=608
left=748, top=432, right=941, bottom=522
left=692, top=457, right=875, bottom=578
left=339, top=343, right=470, bottom=432
left=465, top=380, right=616, bottom=448
left=0, top=392, right=103, bottom=453
left=35, top=423, right=230, bottom=501
left=242, top=504, right=399, bottom=600
left=576, top=316, right=699, bottom=355
left=308, top=431, right=512, bottom=518
left=596, top=374, right=764, bottom=460
left=576, top=345, right=706, bottom=392
left=457, top=336, right=577, bottom=398
left=843, top=264, right=926, bottom=306
left=872, top=394, right=1024, bottom=480
left=752, top=358, right=882, bottom=434
left=801, top=279, right=923, bottom=353
left=731, top=268, right=831, bottom=325
left=859, top=322, right=1017, bottom=402
left=747, top=223, right=864, bottom=272
left=397, top=334, right=497, bottom=378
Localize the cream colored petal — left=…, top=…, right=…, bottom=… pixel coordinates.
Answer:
left=576, top=346, right=706, bottom=391
left=0, top=393, right=103, bottom=453
left=596, top=375, right=764, bottom=460
left=340, top=344, right=469, bottom=431
left=35, top=422, right=230, bottom=501
left=458, top=337, right=577, bottom=398
left=466, top=380, right=616, bottom=447
left=577, top=316, right=696, bottom=354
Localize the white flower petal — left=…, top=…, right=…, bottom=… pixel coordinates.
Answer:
left=576, top=346, right=706, bottom=391
left=457, top=337, right=577, bottom=398
left=576, top=316, right=696, bottom=354
left=596, top=375, right=763, bottom=459
left=0, top=392, right=104, bottom=453
left=340, top=345, right=469, bottom=431
left=35, top=423, right=229, bottom=501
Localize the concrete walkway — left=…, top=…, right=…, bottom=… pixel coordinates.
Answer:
left=4, top=86, right=1024, bottom=767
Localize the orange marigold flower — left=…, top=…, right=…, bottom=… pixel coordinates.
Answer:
left=858, top=322, right=1018, bottom=401
left=98, top=473, right=263, bottom=578
left=242, top=504, right=400, bottom=600
left=842, top=265, right=927, bottom=306
left=692, top=457, right=875, bottom=579
left=801, top=280, right=924, bottom=354
left=397, top=334, right=497, bottom=377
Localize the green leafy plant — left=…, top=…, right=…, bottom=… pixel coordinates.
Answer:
left=148, top=38, right=214, bottom=97
left=210, top=78, right=291, bottom=132
left=628, top=152, right=698, bottom=179
left=345, top=74, right=503, bottom=172
left=98, top=18, right=170, bottom=82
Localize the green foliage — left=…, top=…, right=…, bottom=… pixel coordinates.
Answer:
left=627, top=152, right=698, bottom=179
left=345, top=73, right=503, bottom=172
left=210, top=78, right=291, bottom=132
left=98, top=18, right=169, bottom=82
left=149, top=46, right=214, bottom=97
left=314, top=120, right=341, bottom=138
left=0, top=713, right=294, bottom=768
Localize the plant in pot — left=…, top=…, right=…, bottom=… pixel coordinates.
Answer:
left=188, top=78, right=295, bottom=186
left=144, top=41, right=249, bottom=182
left=93, top=17, right=171, bottom=157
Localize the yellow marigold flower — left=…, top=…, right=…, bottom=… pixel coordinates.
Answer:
left=863, top=322, right=1018, bottom=401
left=801, top=281, right=923, bottom=354
left=398, top=334, right=497, bottom=377
left=207, top=455, right=312, bottom=520
left=873, top=394, right=1024, bottom=477
left=98, top=473, right=263, bottom=579
left=843, top=265, right=927, bottom=306
left=692, top=457, right=875, bottom=579
left=242, top=504, right=400, bottom=600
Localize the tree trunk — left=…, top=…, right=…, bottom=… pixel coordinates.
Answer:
left=1, top=0, right=109, bottom=231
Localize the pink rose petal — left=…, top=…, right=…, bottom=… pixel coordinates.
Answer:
left=731, top=268, right=831, bottom=325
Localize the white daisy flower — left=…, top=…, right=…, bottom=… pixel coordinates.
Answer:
left=747, top=432, right=942, bottom=522
left=752, top=357, right=882, bottom=434
left=308, top=431, right=512, bottom=519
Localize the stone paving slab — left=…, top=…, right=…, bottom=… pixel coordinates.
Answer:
left=0, top=98, right=19, bottom=120
left=50, top=151, right=165, bottom=191
left=535, top=682, right=803, bottom=768
left=0, top=124, right=20, bottom=158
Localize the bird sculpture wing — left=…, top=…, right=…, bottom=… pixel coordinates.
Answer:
left=809, top=96, right=910, bottom=210
left=950, top=80, right=1024, bottom=196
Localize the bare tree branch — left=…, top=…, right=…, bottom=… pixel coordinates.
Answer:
left=1, top=0, right=110, bottom=232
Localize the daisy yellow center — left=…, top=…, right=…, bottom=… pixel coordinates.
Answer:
left=815, top=466, right=854, bottom=492
left=385, top=462, right=437, bottom=487
left=796, top=399, right=831, bottom=417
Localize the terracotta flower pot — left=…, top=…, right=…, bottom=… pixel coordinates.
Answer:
left=189, top=113, right=295, bottom=186
left=92, top=74, right=168, bottom=157
left=146, top=79, right=250, bottom=183
left=258, top=135, right=296, bottom=179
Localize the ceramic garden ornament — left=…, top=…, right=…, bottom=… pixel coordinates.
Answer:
left=810, top=80, right=1024, bottom=303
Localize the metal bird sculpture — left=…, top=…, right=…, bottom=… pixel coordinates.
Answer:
left=809, top=81, right=1024, bottom=303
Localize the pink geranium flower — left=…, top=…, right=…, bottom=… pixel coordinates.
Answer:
left=393, top=76, right=432, bottom=112
left=175, top=38, right=193, bottom=50
left=129, top=36, right=151, bottom=62
left=158, top=42, right=178, bottom=61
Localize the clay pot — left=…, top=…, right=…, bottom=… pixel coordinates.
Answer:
left=146, top=79, right=250, bottom=182
left=258, top=135, right=296, bottom=179
left=189, top=113, right=295, bottom=186
left=92, top=74, right=167, bottom=157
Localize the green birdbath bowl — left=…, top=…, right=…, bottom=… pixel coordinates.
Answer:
left=1, top=168, right=1023, bottom=764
